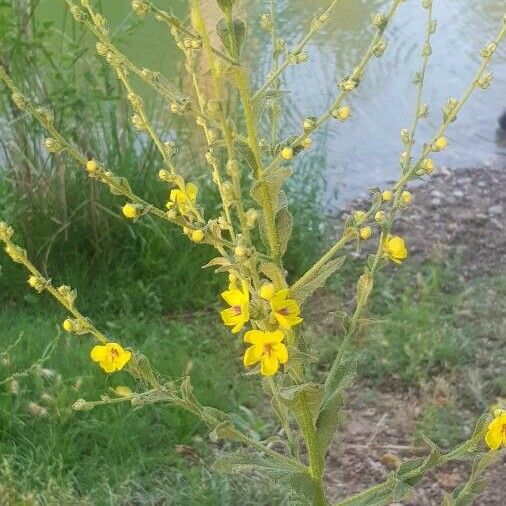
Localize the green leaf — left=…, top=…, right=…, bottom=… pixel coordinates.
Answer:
left=279, top=382, right=323, bottom=429
left=276, top=207, right=292, bottom=258
left=291, top=256, right=345, bottom=305
left=213, top=450, right=317, bottom=502
left=216, top=18, right=246, bottom=56
left=259, top=262, right=287, bottom=288
left=316, top=357, right=356, bottom=457
left=250, top=165, right=291, bottom=212
left=216, top=0, right=236, bottom=12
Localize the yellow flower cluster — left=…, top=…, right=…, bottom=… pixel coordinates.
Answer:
left=220, top=279, right=302, bottom=376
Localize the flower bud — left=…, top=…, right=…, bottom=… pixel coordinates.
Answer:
left=226, top=159, right=239, bottom=176
left=62, top=319, right=75, bottom=332
left=372, top=39, right=387, bottom=57
left=246, top=209, right=259, bottom=229
left=300, top=136, right=312, bottom=149
left=480, top=42, right=497, bottom=58
left=0, top=222, right=14, bottom=241
left=234, top=245, right=247, bottom=257
left=477, top=72, right=493, bottom=89
left=353, top=210, right=367, bottom=225
left=372, top=13, right=387, bottom=30
left=191, top=229, right=204, bottom=242
left=44, top=138, right=64, bottom=154
left=4, top=244, right=26, bottom=263
left=131, top=114, right=145, bottom=130
left=332, top=106, right=351, bottom=121
left=382, top=190, right=393, bottom=202
left=259, top=283, right=275, bottom=300
left=28, top=275, right=45, bottom=292
left=359, top=226, right=372, bottom=240
left=11, top=92, right=27, bottom=110
left=374, top=211, right=386, bottom=223
left=158, top=169, right=171, bottom=181
left=401, top=191, right=412, bottom=205
left=260, top=13, right=272, bottom=31
left=340, top=79, right=357, bottom=92
left=303, top=117, right=317, bottom=132
left=421, top=158, right=435, bottom=174
left=432, top=136, right=448, bottom=151
left=96, top=42, right=107, bottom=56
left=122, top=203, right=140, bottom=219
left=86, top=159, right=98, bottom=173
left=281, top=146, right=293, bottom=160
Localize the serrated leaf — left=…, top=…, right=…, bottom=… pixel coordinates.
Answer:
left=291, top=256, right=345, bottom=305
left=276, top=207, right=292, bottom=258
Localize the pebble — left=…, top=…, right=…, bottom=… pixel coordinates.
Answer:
left=488, top=204, right=503, bottom=215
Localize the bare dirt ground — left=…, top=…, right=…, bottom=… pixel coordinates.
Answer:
left=323, top=165, right=506, bottom=505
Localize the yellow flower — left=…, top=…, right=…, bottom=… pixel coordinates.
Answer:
left=433, top=136, right=448, bottom=151
left=383, top=235, right=408, bottom=264
left=220, top=280, right=250, bottom=333
left=269, top=289, right=303, bottom=329
left=382, top=190, right=393, bottom=202
left=243, top=329, right=288, bottom=376
left=281, top=146, right=293, bottom=160
left=167, top=183, right=198, bottom=216
left=90, top=342, right=132, bottom=373
left=485, top=409, right=506, bottom=451
left=401, top=191, right=412, bottom=205
left=333, top=106, right=351, bottom=121
left=360, top=226, right=372, bottom=240
left=122, top=203, right=139, bottom=219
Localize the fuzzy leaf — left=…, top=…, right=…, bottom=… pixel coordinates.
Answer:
left=259, top=262, right=287, bottom=288
left=316, top=357, right=356, bottom=457
left=291, top=256, right=345, bottom=305
left=276, top=208, right=292, bottom=258
left=279, top=382, right=323, bottom=429
left=216, top=18, right=246, bottom=56
left=250, top=165, right=291, bottom=212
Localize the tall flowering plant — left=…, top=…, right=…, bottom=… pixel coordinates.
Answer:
left=1, top=0, right=505, bottom=503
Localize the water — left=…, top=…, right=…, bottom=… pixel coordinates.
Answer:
left=39, top=0, right=506, bottom=202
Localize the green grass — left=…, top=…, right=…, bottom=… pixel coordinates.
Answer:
left=0, top=309, right=295, bottom=505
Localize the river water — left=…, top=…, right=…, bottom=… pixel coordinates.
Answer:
left=40, top=0, right=506, bottom=202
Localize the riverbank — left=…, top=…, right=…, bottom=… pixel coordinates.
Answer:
left=323, top=163, right=506, bottom=504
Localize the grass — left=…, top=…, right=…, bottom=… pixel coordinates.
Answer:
left=0, top=309, right=295, bottom=505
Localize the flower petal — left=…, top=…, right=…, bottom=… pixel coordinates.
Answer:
left=244, top=330, right=268, bottom=345
left=261, top=354, right=279, bottom=376
left=90, top=345, right=107, bottom=363
left=243, top=344, right=263, bottom=366
left=485, top=427, right=502, bottom=451
left=116, top=350, right=132, bottom=370
left=272, top=343, right=288, bottom=364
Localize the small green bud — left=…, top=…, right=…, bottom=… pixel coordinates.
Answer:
left=260, top=13, right=272, bottom=31
left=44, top=138, right=64, bottom=154
left=372, top=13, right=387, bottom=30
left=372, top=39, right=387, bottom=58
left=477, top=71, right=493, bottom=89
left=11, top=92, right=27, bottom=110
left=481, top=42, right=497, bottom=58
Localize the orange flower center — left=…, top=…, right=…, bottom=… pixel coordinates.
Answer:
left=263, top=343, right=273, bottom=356
left=109, top=348, right=119, bottom=361
left=277, top=307, right=290, bottom=316
left=231, top=305, right=242, bottom=316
